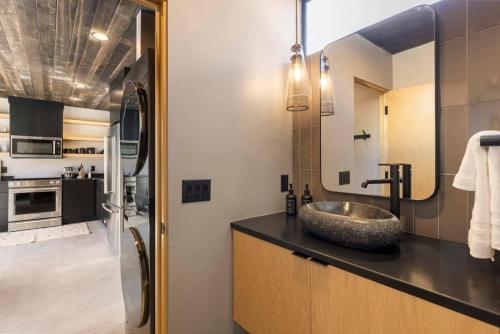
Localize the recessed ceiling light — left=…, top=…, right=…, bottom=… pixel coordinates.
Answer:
left=91, top=31, right=110, bottom=41
left=73, top=82, right=87, bottom=89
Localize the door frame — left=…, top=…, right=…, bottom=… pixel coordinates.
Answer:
left=130, top=1, right=168, bottom=334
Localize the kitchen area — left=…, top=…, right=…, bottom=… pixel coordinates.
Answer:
left=0, top=96, right=110, bottom=235
left=0, top=2, right=156, bottom=333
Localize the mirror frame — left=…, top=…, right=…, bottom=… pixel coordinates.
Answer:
left=318, top=5, right=440, bottom=201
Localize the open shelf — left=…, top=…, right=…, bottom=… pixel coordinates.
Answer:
left=64, top=118, right=110, bottom=127
left=63, top=153, right=104, bottom=158
left=0, top=132, right=8, bottom=138
left=0, top=152, right=8, bottom=157
left=63, top=136, right=104, bottom=142
left=0, top=113, right=110, bottom=127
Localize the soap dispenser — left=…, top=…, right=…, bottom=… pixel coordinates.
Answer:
left=302, top=184, right=313, bottom=205
left=286, top=184, right=297, bottom=216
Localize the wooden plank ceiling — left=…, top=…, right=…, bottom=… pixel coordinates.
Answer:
left=0, top=0, right=141, bottom=110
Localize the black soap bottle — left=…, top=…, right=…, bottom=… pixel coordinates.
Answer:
left=286, top=184, right=297, bottom=216
left=302, top=184, right=313, bottom=205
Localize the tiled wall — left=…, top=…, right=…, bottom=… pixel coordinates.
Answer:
left=293, top=0, right=500, bottom=244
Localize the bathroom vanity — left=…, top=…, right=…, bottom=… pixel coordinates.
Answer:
left=231, top=213, right=499, bottom=334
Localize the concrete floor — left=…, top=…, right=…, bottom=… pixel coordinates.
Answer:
left=0, top=221, right=125, bottom=334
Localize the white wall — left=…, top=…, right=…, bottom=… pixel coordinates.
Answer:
left=353, top=83, right=382, bottom=194
left=393, top=41, right=435, bottom=89
left=307, top=0, right=439, bottom=53
left=321, top=34, right=392, bottom=194
left=168, top=0, right=293, bottom=332
left=0, top=97, right=108, bottom=178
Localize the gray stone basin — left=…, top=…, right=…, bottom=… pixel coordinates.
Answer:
left=298, top=201, right=402, bottom=250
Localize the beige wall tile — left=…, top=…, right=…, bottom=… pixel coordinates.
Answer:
left=414, top=195, right=439, bottom=238
left=468, top=0, right=500, bottom=34
left=312, top=125, right=320, bottom=170
left=299, top=105, right=312, bottom=128
left=293, top=129, right=300, bottom=171
left=469, top=26, right=500, bottom=104
left=311, top=170, right=324, bottom=202
left=298, top=170, right=311, bottom=207
left=440, top=37, right=467, bottom=107
left=324, top=191, right=339, bottom=201
left=400, top=200, right=415, bottom=233
left=299, top=127, right=312, bottom=170
left=438, top=0, right=467, bottom=41
left=440, top=105, right=468, bottom=174
left=469, top=100, right=500, bottom=136
left=438, top=175, right=468, bottom=243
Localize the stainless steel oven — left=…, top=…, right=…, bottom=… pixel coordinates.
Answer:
left=8, top=179, right=62, bottom=231
left=10, top=135, right=62, bottom=159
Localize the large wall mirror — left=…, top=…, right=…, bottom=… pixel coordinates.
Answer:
left=320, top=5, right=437, bottom=201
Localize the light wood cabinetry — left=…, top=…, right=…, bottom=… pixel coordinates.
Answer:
left=233, top=231, right=499, bottom=334
left=233, top=231, right=311, bottom=334
left=310, top=262, right=498, bottom=334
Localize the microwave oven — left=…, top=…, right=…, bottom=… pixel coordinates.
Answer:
left=10, top=135, right=62, bottom=159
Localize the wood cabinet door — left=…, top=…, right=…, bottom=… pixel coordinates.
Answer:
left=310, top=262, right=498, bottom=334
left=233, top=231, right=311, bottom=334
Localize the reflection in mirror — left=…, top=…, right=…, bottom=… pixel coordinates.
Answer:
left=320, top=6, right=437, bottom=201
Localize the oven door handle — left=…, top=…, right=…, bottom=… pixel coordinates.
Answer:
left=102, top=202, right=120, bottom=214
left=9, top=187, right=61, bottom=193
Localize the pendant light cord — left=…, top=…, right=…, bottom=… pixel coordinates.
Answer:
left=295, top=0, right=299, bottom=44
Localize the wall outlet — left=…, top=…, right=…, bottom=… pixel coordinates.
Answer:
left=339, top=171, right=350, bottom=185
left=182, top=179, right=211, bottom=203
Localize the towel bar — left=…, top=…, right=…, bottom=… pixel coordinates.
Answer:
left=480, top=134, right=500, bottom=147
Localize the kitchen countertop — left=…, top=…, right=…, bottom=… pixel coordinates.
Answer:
left=230, top=212, right=500, bottom=326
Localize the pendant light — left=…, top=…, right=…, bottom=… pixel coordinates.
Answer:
left=320, top=53, right=335, bottom=116
left=286, top=0, right=311, bottom=112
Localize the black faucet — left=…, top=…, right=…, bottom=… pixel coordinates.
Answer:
left=361, top=164, right=400, bottom=217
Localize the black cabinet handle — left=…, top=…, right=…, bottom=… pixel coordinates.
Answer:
left=291, top=251, right=310, bottom=260
left=310, top=258, right=329, bottom=266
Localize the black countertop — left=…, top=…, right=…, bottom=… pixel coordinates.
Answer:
left=231, top=212, right=500, bottom=326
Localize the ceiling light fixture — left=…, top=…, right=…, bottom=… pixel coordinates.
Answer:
left=285, top=0, right=311, bottom=112
left=73, top=82, right=87, bottom=89
left=91, top=31, right=110, bottom=41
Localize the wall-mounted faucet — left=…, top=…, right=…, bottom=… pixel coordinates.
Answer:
left=361, top=164, right=400, bottom=217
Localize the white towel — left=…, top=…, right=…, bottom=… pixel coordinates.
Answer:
left=489, top=144, right=500, bottom=250
left=453, top=131, right=500, bottom=259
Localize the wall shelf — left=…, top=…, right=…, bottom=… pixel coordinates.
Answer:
left=63, top=153, right=104, bottom=158
left=63, top=136, right=104, bottom=142
left=0, top=132, right=9, bottom=138
left=0, top=113, right=110, bottom=127
left=64, top=119, right=110, bottom=127
left=0, top=152, right=8, bottom=157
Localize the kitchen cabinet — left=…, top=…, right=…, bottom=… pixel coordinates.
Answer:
left=0, top=181, right=8, bottom=232
left=233, top=231, right=499, bottom=334
left=233, top=231, right=311, bottom=334
left=62, top=179, right=95, bottom=224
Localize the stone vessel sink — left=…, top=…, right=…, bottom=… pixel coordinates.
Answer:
left=298, top=201, right=402, bottom=250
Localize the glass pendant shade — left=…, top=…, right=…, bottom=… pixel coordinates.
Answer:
left=286, top=44, right=311, bottom=112
left=320, top=54, right=335, bottom=116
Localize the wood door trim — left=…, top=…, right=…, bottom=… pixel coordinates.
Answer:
left=130, top=0, right=167, bottom=333
left=354, top=76, right=389, bottom=93
left=154, top=2, right=168, bottom=334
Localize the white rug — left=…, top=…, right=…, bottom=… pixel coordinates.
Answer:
left=0, top=223, right=91, bottom=247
